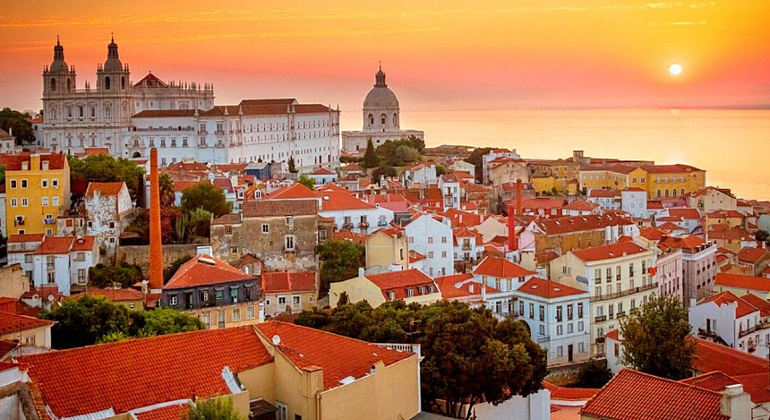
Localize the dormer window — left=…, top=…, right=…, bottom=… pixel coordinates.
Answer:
left=387, top=291, right=396, bottom=300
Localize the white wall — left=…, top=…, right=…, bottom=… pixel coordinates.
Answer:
left=405, top=215, right=454, bottom=277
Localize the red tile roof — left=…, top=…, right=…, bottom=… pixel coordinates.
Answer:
left=434, top=274, right=500, bottom=299
left=737, top=293, right=770, bottom=317
left=366, top=269, right=437, bottom=300
left=657, top=235, right=706, bottom=252
left=731, top=372, right=770, bottom=403
left=693, top=337, right=767, bottom=376
left=19, top=327, right=273, bottom=418
left=333, top=230, right=369, bottom=244
left=588, top=189, right=621, bottom=198
left=543, top=381, right=599, bottom=401
left=33, top=236, right=94, bottom=255
left=640, top=227, right=669, bottom=241
left=266, top=183, right=319, bottom=200
left=715, top=273, right=770, bottom=293
left=5, top=153, right=66, bottom=171
left=519, top=197, right=567, bottom=210
left=679, top=371, right=740, bottom=392
left=309, top=167, right=335, bottom=176
left=473, top=256, right=536, bottom=278
left=517, top=277, right=587, bottom=299
left=212, top=177, right=234, bottom=193
left=261, top=271, right=316, bottom=294
left=256, top=322, right=413, bottom=390
left=656, top=221, right=686, bottom=231
left=134, top=403, right=189, bottom=420
left=563, top=200, right=598, bottom=211
left=82, top=288, right=144, bottom=302
left=737, top=247, right=768, bottom=264
left=533, top=213, right=632, bottom=235
left=320, top=191, right=375, bottom=211
left=164, top=254, right=253, bottom=290
left=699, top=291, right=759, bottom=318
left=642, top=164, right=704, bottom=173
left=667, top=208, right=702, bottom=220
left=8, top=233, right=45, bottom=243
left=580, top=369, right=728, bottom=420
left=0, top=311, right=54, bottom=336
left=572, top=241, right=649, bottom=262
left=85, top=182, right=125, bottom=196
left=242, top=199, right=317, bottom=217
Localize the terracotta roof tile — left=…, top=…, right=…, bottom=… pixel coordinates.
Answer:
left=517, top=277, right=587, bottom=299
left=320, top=191, right=376, bottom=211
left=85, top=182, right=125, bottom=196
left=261, top=271, right=315, bottom=294
left=572, top=242, right=649, bottom=262
left=693, top=337, right=767, bottom=376
left=580, top=369, right=728, bottom=420
left=164, top=254, right=253, bottom=290
left=473, top=256, right=536, bottom=278
left=679, top=371, right=740, bottom=392
left=211, top=213, right=242, bottom=225
left=715, top=272, right=770, bottom=292
left=0, top=311, right=54, bottom=336
left=265, top=183, right=319, bottom=200
left=642, top=164, right=704, bottom=173
left=8, top=233, right=45, bottom=243
left=543, top=381, right=599, bottom=401
left=134, top=403, right=189, bottom=420
left=563, top=200, right=598, bottom=211
left=737, top=247, right=768, bottom=264
left=534, top=213, right=632, bottom=235
left=737, top=293, right=770, bottom=317
left=5, top=153, right=66, bottom=171
left=666, top=208, right=702, bottom=220
left=699, top=291, right=759, bottom=318
left=366, top=269, right=438, bottom=300
left=82, top=288, right=144, bottom=302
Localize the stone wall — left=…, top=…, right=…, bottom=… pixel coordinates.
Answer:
left=117, top=243, right=204, bottom=275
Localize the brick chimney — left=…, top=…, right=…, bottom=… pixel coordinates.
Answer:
left=508, top=179, right=523, bottom=252
left=148, top=148, right=163, bottom=291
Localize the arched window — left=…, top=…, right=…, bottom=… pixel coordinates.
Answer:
left=121, top=76, right=125, bottom=89
left=681, top=189, right=685, bottom=197
left=656, top=189, right=661, bottom=198
left=132, top=152, right=141, bottom=158
left=66, top=78, right=71, bottom=91
left=672, top=189, right=677, bottom=197
left=50, top=78, right=57, bottom=91
left=105, top=76, right=111, bottom=90
left=105, top=107, right=111, bottom=119
left=380, top=113, right=387, bottom=125
left=393, top=113, right=398, bottom=126
left=664, top=189, right=669, bottom=198
left=368, top=114, right=374, bottom=125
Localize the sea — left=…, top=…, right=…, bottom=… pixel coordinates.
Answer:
left=342, top=108, right=770, bottom=201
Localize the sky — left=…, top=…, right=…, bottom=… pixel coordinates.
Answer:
left=2, top=0, right=770, bottom=113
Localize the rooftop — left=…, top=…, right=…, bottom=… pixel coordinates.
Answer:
left=473, top=256, right=536, bottom=278
left=572, top=241, right=649, bottom=262
left=164, top=253, right=253, bottom=290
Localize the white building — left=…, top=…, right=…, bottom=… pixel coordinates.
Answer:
left=341, top=66, right=424, bottom=153
left=588, top=189, right=621, bottom=211
left=84, top=182, right=133, bottom=261
left=403, top=163, right=437, bottom=188
left=405, top=213, right=454, bottom=278
left=621, top=187, right=648, bottom=218
left=689, top=291, right=767, bottom=359
left=550, top=241, right=657, bottom=356
left=452, top=228, right=484, bottom=264
left=307, top=167, right=337, bottom=186
left=7, top=233, right=44, bottom=283
left=31, top=236, right=98, bottom=295
left=482, top=149, right=521, bottom=185
left=438, top=173, right=461, bottom=209
left=318, top=190, right=394, bottom=234
left=516, top=277, right=591, bottom=366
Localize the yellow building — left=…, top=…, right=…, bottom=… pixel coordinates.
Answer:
left=329, top=268, right=442, bottom=307
left=531, top=174, right=556, bottom=195
left=643, top=164, right=705, bottom=200
left=6, top=153, right=71, bottom=236
left=578, top=165, right=641, bottom=192
left=365, top=227, right=408, bottom=270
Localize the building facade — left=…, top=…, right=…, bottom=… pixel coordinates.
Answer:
left=5, top=153, right=70, bottom=236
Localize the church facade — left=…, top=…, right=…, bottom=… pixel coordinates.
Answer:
left=341, top=66, right=424, bottom=153
left=39, top=38, right=340, bottom=170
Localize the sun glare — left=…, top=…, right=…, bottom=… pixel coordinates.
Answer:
left=669, top=63, right=682, bottom=76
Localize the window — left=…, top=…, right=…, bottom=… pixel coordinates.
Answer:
left=407, top=288, right=414, bottom=297
left=567, top=323, right=574, bottom=333
left=578, top=342, right=584, bottom=353
left=529, top=303, right=534, bottom=319
left=42, top=197, right=49, bottom=206
left=441, top=236, right=447, bottom=243
left=232, top=308, right=241, bottom=321
left=77, top=252, right=85, bottom=262
left=170, top=295, right=178, bottom=305
left=567, top=305, right=573, bottom=320
left=24, top=335, right=35, bottom=346
left=285, top=235, right=296, bottom=252
left=557, top=325, right=563, bottom=336
left=539, top=305, right=545, bottom=321
left=21, top=179, right=28, bottom=189
left=556, top=306, right=563, bottom=322
left=21, top=198, right=28, bottom=207
left=77, top=269, right=86, bottom=284
left=42, top=179, right=48, bottom=188
left=557, top=346, right=563, bottom=357
left=286, top=216, right=294, bottom=228
left=261, top=224, right=269, bottom=234
left=10, top=198, right=17, bottom=207
left=614, top=343, right=620, bottom=357
left=52, top=178, right=59, bottom=188
left=428, top=237, right=434, bottom=244
left=9, top=180, right=16, bottom=189
left=578, top=321, right=584, bottom=331
left=25, top=255, right=32, bottom=263
left=539, top=324, right=545, bottom=335
left=247, top=305, right=256, bottom=319
left=293, top=295, right=301, bottom=308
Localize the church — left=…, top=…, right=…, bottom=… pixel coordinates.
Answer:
left=341, top=66, right=424, bottom=154
left=39, top=37, right=340, bottom=170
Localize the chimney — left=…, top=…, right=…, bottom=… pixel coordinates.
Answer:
left=508, top=180, right=523, bottom=252
left=358, top=267, right=365, bottom=277
left=720, top=384, right=751, bottom=419
left=148, top=148, right=164, bottom=291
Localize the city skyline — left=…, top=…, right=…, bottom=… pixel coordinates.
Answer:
left=3, top=0, right=770, bottom=113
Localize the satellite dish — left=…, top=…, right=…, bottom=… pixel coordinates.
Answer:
left=48, top=295, right=55, bottom=302
left=272, top=335, right=281, bottom=346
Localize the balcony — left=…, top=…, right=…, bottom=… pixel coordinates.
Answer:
left=739, top=323, right=761, bottom=338
left=342, top=222, right=354, bottom=230
left=590, top=283, right=657, bottom=303
left=595, top=337, right=606, bottom=344
left=14, top=219, right=25, bottom=227
left=594, top=315, right=607, bottom=322
left=376, top=343, right=421, bottom=360
left=537, top=335, right=550, bottom=343
left=616, top=310, right=626, bottom=318
left=359, top=221, right=369, bottom=229
left=462, top=243, right=472, bottom=251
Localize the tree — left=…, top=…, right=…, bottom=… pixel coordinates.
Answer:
left=464, top=147, right=492, bottom=184
left=0, top=108, right=35, bottom=144
left=186, top=398, right=243, bottom=420
left=551, top=187, right=558, bottom=195
left=620, top=294, right=695, bottom=380
left=395, top=145, right=420, bottom=164
left=288, top=156, right=298, bottom=173
left=41, top=295, right=130, bottom=349
left=69, top=155, right=145, bottom=201
left=404, top=134, right=425, bottom=152
left=129, top=308, right=205, bottom=337
left=371, top=165, right=397, bottom=181
left=98, top=331, right=129, bottom=344
left=180, top=183, right=231, bottom=217
left=362, top=139, right=380, bottom=169
left=0, top=166, right=5, bottom=185
left=89, top=263, right=144, bottom=288
left=164, top=254, right=193, bottom=283
left=435, top=165, right=446, bottom=177
left=574, top=358, right=612, bottom=388
left=296, top=173, right=315, bottom=190
left=159, top=173, right=176, bottom=208
left=186, top=207, right=213, bottom=240
left=755, top=229, right=769, bottom=242
left=294, top=300, right=547, bottom=419
left=316, top=240, right=365, bottom=293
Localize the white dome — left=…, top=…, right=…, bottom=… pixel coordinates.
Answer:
left=364, top=86, right=399, bottom=110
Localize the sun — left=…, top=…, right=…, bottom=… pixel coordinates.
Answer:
left=669, top=63, right=682, bottom=76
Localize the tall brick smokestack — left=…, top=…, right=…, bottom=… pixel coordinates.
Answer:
left=508, top=180, right=523, bottom=252
left=149, top=148, right=163, bottom=290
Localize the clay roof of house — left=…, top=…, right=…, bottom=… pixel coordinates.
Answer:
left=519, top=197, right=567, bottom=210
left=211, top=163, right=248, bottom=173
left=543, top=382, right=599, bottom=401
left=164, top=254, right=253, bottom=290
left=656, top=221, right=686, bottom=231
left=333, top=230, right=369, bottom=244
left=572, top=242, right=648, bottom=262
left=699, top=291, right=759, bottom=318
left=341, top=162, right=362, bottom=172
left=647, top=201, right=665, bottom=210
left=517, top=277, right=587, bottom=299
left=19, top=327, right=273, bottom=419
left=0, top=311, right=54, bottom=336
left=580, top=369, right=728, bottom=420
left=309, top=167, right=335, bottom=176
left=460, top=181, right=490, bottom=193
left=265, top=183, right=319, bottom=200
left=693, top=337, right=768, bottom=376
left=320, top=191, right=376, bottom=211
left=366, top=269, right=437, bottom=300
left=172, top=179, right=208, bottom=193
left=82, top=288, right=144, bottom=302
left=212, top=177, right=234, bottom=193
left=211, top=213, right=243, bottom=225
left=737, top=247, right=768, bottom=264
left=85, top=182, right=125, bottom=196
left=242, top=199, right=318, bottom=217
left=588, top=189, right=621, bottom=198
left=731, top=372, right=770, bottom=403
left=666, top=208, right=702, bottom=220
left=261, top=271, right=315, bottom=294
left=408, top=250, right=426, bottom=263
left=134, top=403, right=189, bottom=420
left=715, top=273, right=770, bottom=292
left=642, top=164, right=704, bottom=173
left=678, top=371, right=740, bottom=392
left=533, top=213, right=631, bottom=235
left=640, top=227, right=670, bottom=241
left=657, top=235, right=706, bottom=252
left=5, top=153, right=66, bottom=171
left=708, top=210, right=744, bottom=219
left=473, top=256, right=536, bottom=278
left=709, top=228, right=753, bottom=241
left=33, top=236, right=94, bottom=255
left=256, top=322, right=413, bottom=391
left=563, top=200, right=598, bottom=211
left=8, top=233, right=45, bottom=243
left=737, top=293, right=770, bottom=317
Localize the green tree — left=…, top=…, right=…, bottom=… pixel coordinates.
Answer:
left=129, top=308, right=205, bottom=337
left=395, top=145, right=420, bottom=164
left=362, top=139, right=380, bottom=169
left=180, top=183, right=231, bottom=217
left=0, top=108, right=35, bottom=144
left=69, top=155, right=145, bottom=201
left=464, top=147, right=492, bottom=183
left=159, top=173, right=175, bottom=208
left=98, top=331, right=129, bottom=344
left=0, top=166, right=6, bottom=185
left=316, top=240, right=365, bottom=293
left=755, top=229, right=769, bottom=242
left=186, top=398, right=244, bottom=420
left=371, top=165, right=397, bottom=181
left=574, top=358, right=612, bottom=388
left=404, top=134, right=425, bottom=152
left=186, top=207, right=213, bottom=240
left=164, top=254, right=194, bottom=283
left=296, top=173, right=315, bottom=190
left=551, top=187, right=558, bottom=195
left=41, top=295, right=130, bottom=349
left=89, top=263, right=144, bottom=288
left=435, top=164, right=446, bottom=177
left=288, top=156, right=298, bottom=173
left=620, top=294, right=695, bottom=380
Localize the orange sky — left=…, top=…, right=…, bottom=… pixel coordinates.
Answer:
left=2, top=0, right=770, bottom=112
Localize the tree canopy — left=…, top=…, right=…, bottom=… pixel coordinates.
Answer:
left=129, top=307, right=205, bottom=336
left=69, top=155, right=145, bottom=201
left=164, top=254, right=193, bottom=283
left=361, top=139, right=380, bottom=169
left=464, top=147, right=492, bottom=183
left=0, top=108, right=35, bottom=144
left=186, top=397, right=244, bottom=420
left=375, top=137, right=424, bottom=167
left=159, top=172, right=175, bottom=207
left=295, top=300, right=547, bottom=419
left=574, top=358, right=613, bottom=388
left=288, top=156, right=298, bottom=173
left=89, top=263, right=144, bottom=289
left=296, top=173, right=315, bottom=190
left=371, top=165, right=397, bottom=181
left=620, top=294, right=695, bottom=380
left=180, top=182, right=231, bottom=217
left=315, top=239, right=365, bottom=293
